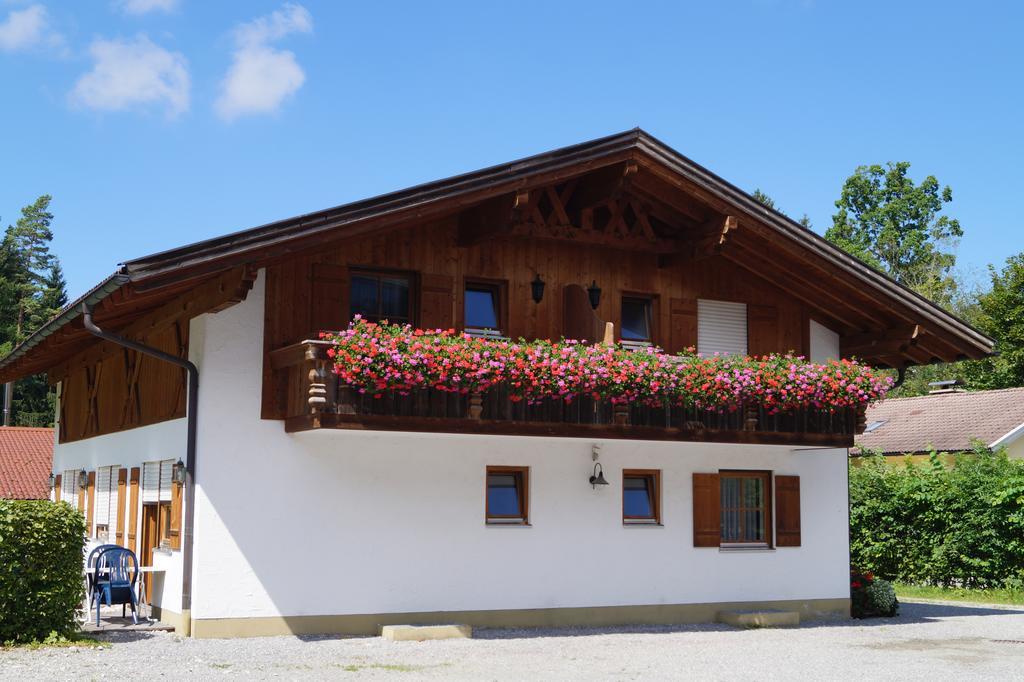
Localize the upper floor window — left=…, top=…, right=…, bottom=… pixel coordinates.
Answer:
left=623, top=469, right=660, bottom=524
left=350, top=270, right=413, bottom=324
left=697, top=299, right=747, bottom=356
left=621, top=296, right=653, bottom=343
left=486, top=466, right=528, bottom=524
left=720, top=470, right=770, bottom=546
left=464, top=280, right=504, bottom=337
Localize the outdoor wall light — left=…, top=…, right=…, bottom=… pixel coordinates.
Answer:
left=589, top=462, right=609, bottom=488
left=77, top=469, right=88, bottom=488
left=48, top=473, right=55, bottom=489
left=172, top=459, right=186, bottom=485
left=531, top=274, right=546, bottom=304
left=587, top=280, right=602, bottom=309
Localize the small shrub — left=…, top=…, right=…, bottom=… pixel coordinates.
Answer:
left=0, top=500, right=86, bottom=644
left=851, top=569, right=899, bottom=618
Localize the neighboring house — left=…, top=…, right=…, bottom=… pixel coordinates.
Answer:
left=0, top=426, right=55, bottom=499
left=856, top=386, right=1024, bottom=461
left=0, top=130, right=992, bottom=637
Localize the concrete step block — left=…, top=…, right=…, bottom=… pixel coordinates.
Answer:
left=380, top=624, right=473, bottom=641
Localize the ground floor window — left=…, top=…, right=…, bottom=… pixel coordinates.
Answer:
left=623, top=469, right=661, bottom=524
left=486, top=466, right=529, bottom=525
left=720, top=470, right=771, bottom=545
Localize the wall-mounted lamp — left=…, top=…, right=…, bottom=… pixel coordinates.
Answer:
left=48, top=473, right=56, bottom=489
left=172, top=459, right=186, bottom=485
left=78, top=469, right=88, bottom=489
left=531, top=274, right=546, bottom=304
left=587, top=280, right=602, bottom=309
left=589, top=462, right=609, bottom=488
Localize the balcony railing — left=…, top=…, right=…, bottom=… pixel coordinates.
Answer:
left=269, top=340, right=866, bottom=447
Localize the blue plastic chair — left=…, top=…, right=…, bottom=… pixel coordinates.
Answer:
left=85, top=544, right=119, bottom=617
left=93, top=546, right=140, bottom=626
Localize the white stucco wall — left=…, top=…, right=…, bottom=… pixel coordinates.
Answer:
left=187, top=272, right=852, bottom=621
left=51, top=416, right=187, bottom=615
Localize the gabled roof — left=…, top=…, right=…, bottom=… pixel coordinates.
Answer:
left=0, top=427, right=54, bottom=499
left=0, top=128, right=994, bottom=382
left=856, top=387, right=1024, bottom=455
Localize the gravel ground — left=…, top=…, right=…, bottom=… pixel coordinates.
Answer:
left=3, top=601, right=1024, bottom=681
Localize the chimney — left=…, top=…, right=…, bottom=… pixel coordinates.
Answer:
left=928, top=379, right=964, bottom=395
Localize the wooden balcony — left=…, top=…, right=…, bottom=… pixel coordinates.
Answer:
left=269, top=340, right=864, bottom=448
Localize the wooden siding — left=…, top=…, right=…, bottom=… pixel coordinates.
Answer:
left=262, top=217, right=808, bottom=419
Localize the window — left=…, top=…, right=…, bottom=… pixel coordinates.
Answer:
left=697, top=299, right=747, bottom=356
left=349, top=270, right=413, bottom=324
left=623, top=470, right=660, bottom=524
left=719, top=471, right=771, bottom=545
left=94, top=465, right=121, bottom=540
left=60, top=468, right=79, bottom=505
left=143, top=459, right=175, bottom=548
left=621, top=297, right=653, bottom=343
left=486, top=466, right=528, bottom=524
left=464, top=281, right=504, bottom=336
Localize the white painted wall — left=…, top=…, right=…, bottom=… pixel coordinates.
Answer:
left=51, top=416, right=187, bottom=615
left=187, top=272, right=852, bottom=621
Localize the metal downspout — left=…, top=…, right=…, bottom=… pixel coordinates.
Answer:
left=81, top=304, right=197, bottom=636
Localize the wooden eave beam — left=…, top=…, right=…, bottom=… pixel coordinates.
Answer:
left=455, top=190, right=530, bottom=246
left=564, top=161, right=638, bottom=215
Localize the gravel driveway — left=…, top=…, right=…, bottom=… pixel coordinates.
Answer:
left=3, top=601, right=1024, bottom=681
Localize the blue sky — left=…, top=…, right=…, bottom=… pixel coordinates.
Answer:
left=1, top=1, right=1022, bottom=299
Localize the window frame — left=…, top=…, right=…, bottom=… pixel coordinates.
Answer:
left=462, top=277, right=508, bottom=337
left=622, top=469, right=661, bottom=525
left=348, top=267, right=417, bottom=326
left=718, top=469, right=772, bottom=548
left=620, top=295, right=655, bottom=344
left=485, top=465, right=529, bottom=525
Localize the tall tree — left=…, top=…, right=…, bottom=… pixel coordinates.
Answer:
left=825, top=162, right=963, bottom=307
left=752, top=189, right=777, bottom=211
left=0, top=195, right=66, bottom=426
left=965, top=254, right=1024, bottom=390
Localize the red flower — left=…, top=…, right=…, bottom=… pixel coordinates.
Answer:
left=851, top=581, right=862, bottom=589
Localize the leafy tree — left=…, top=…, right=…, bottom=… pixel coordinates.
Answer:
left=964, top=254, right=1024, bottom=389
left=825, top=162, right=962, bottom=307
left=0, top=196, right=66, bottom=426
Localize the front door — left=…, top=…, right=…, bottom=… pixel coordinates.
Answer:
left=140, top=504, right=159, bottom=602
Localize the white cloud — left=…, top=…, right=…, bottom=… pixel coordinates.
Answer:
left=117, top=0, right=179, bottom=15
left=215, top=3, right=312, bottom=121
left=69, top=34, right=189, bottom=118
left=0, top=4, right=64, bottom=53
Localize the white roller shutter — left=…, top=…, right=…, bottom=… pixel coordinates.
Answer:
left=810, top=319, right=841, bottom=363
left=698, top=299, right=748, bottom=357
left=142, top=461, right=161, bottom=503
left=95, top=467, right=113, bottom=525
left=159, top=459, right=173, bottom=503
left=61, top=469, right=78, bottom=505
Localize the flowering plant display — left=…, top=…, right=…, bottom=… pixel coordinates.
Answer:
left=321, top=317, right=893, bottom=412
left=850, top=568, right=899, bottom=618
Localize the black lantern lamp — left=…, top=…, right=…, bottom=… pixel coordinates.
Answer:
left=589, top=462, right=609, bottom=488
left=48, top=473, right=56, bottom=489
left=172, top=459, right=186, bottom=485
left=531, top=274, right=546, bottom=304
left=78, top=469, right=88, bottom=488
left=587, top=280, right=602, bottom=309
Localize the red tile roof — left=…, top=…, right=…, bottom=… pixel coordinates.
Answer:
left=0, top=427, right=54, bottom=499
left=856, top=387, right=1024, bottom=455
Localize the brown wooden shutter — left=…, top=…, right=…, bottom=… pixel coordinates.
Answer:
left=420, top=274, right=455, bottom=330
left=53, top=474, right=61, bottom=503
left=127, top=467, right=140, bottom=554
left=775, top=475, right=801, bottom=547
left=310, top=263, right=349, bottom=333
left=78, top=475, right=86, bottom=513
left=692, top=472, right=721, bottom=547
left=85, top=471, right=96, bottom=533
left=747, top=304, right=778, bottom=358
left=116, top=468, right=128, bottom=546
left=169, top=478, right=183, bottom=551
left=669, top=297, right=698, bottom=354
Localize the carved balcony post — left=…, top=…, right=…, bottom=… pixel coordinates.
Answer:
left=854, top=404, right=868, bottom=435
left=468, top=391, right=483, bottom=420
left=743, top=403, right=759, bottom=432
left=303, top=342, right=338, bottom=428
left=613, top=401, right=629, bottom=426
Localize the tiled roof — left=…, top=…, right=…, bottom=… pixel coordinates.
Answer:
left=856, top=387, right=1024, bottom=455
left=0, top=427, right=54, bottom=499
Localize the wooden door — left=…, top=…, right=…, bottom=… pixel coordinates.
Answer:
left=140, top=504, right=159, bottom=602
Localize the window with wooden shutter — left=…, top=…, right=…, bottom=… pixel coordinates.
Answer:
left=809, top=320, right=840, bottom=364
left=697, top=299, right=748, bottom=356
left=142, top=461, right=160, bottom=503
left=692, top=472, right=720, bottom=547
left=775, top=475, right=801, bottom=546
left=116, top=468, right=128, bottom=546
left=668, top=297, right=697, bottom=353
left=95, top=466, right=114, bottom=537
left=85, top=471, right=96, bottom=534
left=127, top=467, right=140, bottom=554
left=420, top=273, right=454, bottom=330
left=350, top=268, right=415, bottom=325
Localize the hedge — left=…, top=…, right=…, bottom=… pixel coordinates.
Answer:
left=0, top=500, right=86, bottom=644
left=850, top=445, right=1024, bottom=589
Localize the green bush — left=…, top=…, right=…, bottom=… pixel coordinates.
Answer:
left=851, top=570, right=898, bottom=618
left=850, top=445, right=1024, bottom=589
left=0, top=500, right=86, bottom=644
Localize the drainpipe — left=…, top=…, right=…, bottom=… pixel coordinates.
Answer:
left=81, top=304, right=197, bottom=636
